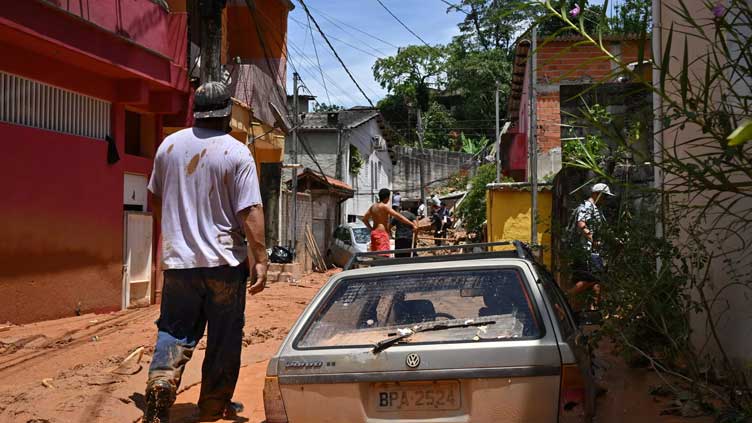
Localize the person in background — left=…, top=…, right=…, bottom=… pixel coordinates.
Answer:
left=363, top=188, right=417, bottom=254
left=431, top=200, right=451, bottom=246
left=391, top=208, right=417, bottom=257
left=143, top=82, right=268, bottom=423
left=568, top=183, right=613, bottom=300
left=392, top=191, right=401, bottom=211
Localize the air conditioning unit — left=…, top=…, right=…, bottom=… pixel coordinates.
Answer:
left=371, top=136, right=387, bottom=151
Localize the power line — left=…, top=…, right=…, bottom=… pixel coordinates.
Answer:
left=374, top=0, right=431, bottom=47
left=290, top=16, right=383, bottom=59
left=306, top=15, right=331, bottom=105
left=298, top=0, right=375, bottom=107
left=307, top=4, right=400, bottom=49
left=438, top=0, right=471, bottom=15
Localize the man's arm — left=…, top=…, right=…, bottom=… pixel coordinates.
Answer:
left=361, top=208, right=373, bottom=230
left=150, top=192, right=161, bottom=225
left=577, top=220, right=593, bottom=242
left=238, top=205, right=268, bottom=295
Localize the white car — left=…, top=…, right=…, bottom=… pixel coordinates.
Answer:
left=326, top=223, right=371, bottom=268
left=263, top=242, right=598, bottom=422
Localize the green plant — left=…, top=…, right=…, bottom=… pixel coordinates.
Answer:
left=537, top=0, right=752, bottom=415
left=349, top=145, right=364, bottom=176
left=456, top=163, right=504, bottom=233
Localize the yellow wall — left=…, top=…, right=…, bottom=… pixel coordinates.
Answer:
left=486, top=188, right=552, bottom=267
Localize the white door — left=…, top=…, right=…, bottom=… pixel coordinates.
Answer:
left=123, top=212, right=153, bottom=308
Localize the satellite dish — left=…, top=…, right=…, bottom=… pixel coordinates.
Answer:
left=269, top=102, right=292, bottom=134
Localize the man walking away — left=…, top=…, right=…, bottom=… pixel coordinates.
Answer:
left=363, top=188, right=417, bottom=254
left=392, top=208, right=416, bottom=257
left=431, top=200, right=451, bottom=246
left=144, top=82, right=268, bottom=423
left=568, top=183, right=613, bottom=299
left=392, top=191, right=402, bottom=211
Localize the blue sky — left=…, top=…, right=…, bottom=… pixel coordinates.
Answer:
left=286, top=0, right=466, bottom=108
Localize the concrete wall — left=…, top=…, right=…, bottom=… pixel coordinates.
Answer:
left=392, top=145, right=477, bottom=201
left=284, top=130, right=339, bottom=177
left=659, top=0, right=752, bottom=374
left=486, top=186, right=553, bottom=267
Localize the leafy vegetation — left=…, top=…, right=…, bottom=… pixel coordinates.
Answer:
left=456, top=164, right=499, bottom=233
left=538, top=0, right=752, bottom=417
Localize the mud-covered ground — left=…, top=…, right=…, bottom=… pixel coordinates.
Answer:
left=0, top=268, right=713, bottom=423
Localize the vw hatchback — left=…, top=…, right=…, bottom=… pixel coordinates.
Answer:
left=264, top=257, right=597, bottom=422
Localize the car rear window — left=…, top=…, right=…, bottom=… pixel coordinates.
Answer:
left=295, top=269, right=542, bottom=349
left=352, top=227, right=370, bottom=244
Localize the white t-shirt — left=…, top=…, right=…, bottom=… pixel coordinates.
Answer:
left=148, top=127, right=262, bottom=269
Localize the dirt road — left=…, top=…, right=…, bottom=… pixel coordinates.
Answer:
left=0, top=270, right=333, bottom=423
left=0, top=267, right=713, bottom=423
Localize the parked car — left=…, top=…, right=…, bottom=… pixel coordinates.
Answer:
left=326, top=223, right=371, bottom=268
left=263, top=247, right=598, bottom=422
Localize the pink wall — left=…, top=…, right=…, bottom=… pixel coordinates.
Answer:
left=44, top=0, right=178, bottom=61
left=0, top=123, right=125, bottom=323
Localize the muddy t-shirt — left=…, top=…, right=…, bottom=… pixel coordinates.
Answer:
left=148, top=127, right=261, bottom=269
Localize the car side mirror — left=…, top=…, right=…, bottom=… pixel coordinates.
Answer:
left=575, top=310, right=603, bottom=326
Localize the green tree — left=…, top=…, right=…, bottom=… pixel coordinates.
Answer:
left=423, top=101, right=457, bottom=149
left=372, top=45, right=446, bottom=111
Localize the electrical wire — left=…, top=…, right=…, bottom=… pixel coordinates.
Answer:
left=298, top=0, right=375, bottom=107
left=306, top=15, right=331, bottom=105
left=290, top=16, right=387, bottom=59
left=307, top=4, right=400, bottom=49
left=438, top=0, right=471, bottom=15
left=374, top=0, right=432, bottom=47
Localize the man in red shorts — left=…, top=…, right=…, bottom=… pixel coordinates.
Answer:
left=362, top=188, right=417, bottom=255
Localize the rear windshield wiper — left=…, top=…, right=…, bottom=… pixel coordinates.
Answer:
left=372, top=319, right=496, bottom=354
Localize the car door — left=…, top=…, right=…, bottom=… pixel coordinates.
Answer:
left=536, top=264, right=597, bottom=420
left=328, top=227, right=345, bottom=267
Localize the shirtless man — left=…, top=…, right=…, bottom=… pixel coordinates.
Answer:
left=363, top=188, right=417, bottom=253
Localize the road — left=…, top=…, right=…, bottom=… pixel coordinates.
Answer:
left=0, top=268, right=712, bottom=423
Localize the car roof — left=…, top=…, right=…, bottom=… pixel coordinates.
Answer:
left=333, top=258, right=533, bottom=280
left=343, top=222, right=368, bottom=229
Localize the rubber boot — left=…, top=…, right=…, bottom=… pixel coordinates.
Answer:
left=144, top=379, right=176, bottom=423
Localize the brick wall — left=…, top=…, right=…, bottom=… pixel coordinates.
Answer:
left=525, top=39, right=651, bottom=155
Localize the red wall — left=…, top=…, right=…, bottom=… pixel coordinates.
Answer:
left=0, top=123, right=124, bottom=323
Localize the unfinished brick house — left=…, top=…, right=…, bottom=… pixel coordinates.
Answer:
left=502, top=35, right=652, bottom=181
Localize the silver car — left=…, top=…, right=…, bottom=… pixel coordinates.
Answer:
left=264, top=252, right=597, bottom=422
left=327, top=223, right=371, bottom=268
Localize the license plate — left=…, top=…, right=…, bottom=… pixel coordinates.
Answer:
left=374, top=381, right=461, bottom=411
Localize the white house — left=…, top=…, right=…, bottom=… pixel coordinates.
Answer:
left=284, top=106, right=394, bottom=222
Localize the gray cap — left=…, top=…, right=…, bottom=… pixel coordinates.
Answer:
left=193, top=81, right=232, bottom=119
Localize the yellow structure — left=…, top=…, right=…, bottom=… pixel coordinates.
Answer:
left=486, top=183, right=553, bottom=267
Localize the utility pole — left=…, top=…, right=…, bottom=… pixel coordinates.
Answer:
left=495, top=82, right=501, bottom=182
left=335, top=123, right=344, bottom=181
left=197, top=0, right=227, bottom=83
left=290, top=72, right=300, bottom=256
left=529, top=27, right=539, bottom=247
left=416, top=108, right=428, bottom=216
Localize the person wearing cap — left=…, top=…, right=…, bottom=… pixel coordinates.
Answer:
left=568, top=183, right=613, bottom=299
left=143, top=82, right=268, bottom=423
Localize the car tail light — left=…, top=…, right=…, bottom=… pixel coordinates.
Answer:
left=264, top=376, right=289, bottom=423
left=559, top=364, right=587, bottom=422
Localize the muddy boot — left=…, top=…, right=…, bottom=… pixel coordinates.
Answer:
left=144, top=379, right=176, bottom=423
left=198, top=401, right=244, bottom=422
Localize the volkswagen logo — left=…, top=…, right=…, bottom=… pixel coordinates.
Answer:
left=405, top=353, right=421, bottom=369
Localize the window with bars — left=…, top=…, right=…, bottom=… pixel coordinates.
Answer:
left=0, top=71, right=111, bottom=140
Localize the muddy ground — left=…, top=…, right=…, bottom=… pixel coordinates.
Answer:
left=0, top=268, right=713, bottom=423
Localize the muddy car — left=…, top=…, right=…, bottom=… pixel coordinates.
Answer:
left=263, top=245, right=597, bottom=422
